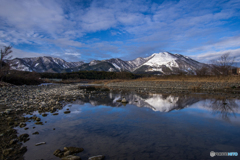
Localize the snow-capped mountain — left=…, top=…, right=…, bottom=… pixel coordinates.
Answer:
left=7, top=52, right=209, bottom=74
left=103, top=56, right=152, bottom=72
left=132, top=52, right=208, bottom=74
left=89, top=60, right=101, bottom=66
left=8, top=56, right=84, bottom=73
left=127, top=57, right=153, bottom=70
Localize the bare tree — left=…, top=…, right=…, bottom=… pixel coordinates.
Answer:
left=0, top=46, right=13, bottom=80
left=204, top=98, right=238, bottom=121
left=210, top=53, right=235, bottom=76
left=195, top=66, right=209, bottom=76
left=175, top=68, right=186, bottom=75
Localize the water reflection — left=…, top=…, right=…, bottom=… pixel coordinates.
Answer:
left=75, top=92, right=201, bottom=112
left=18, top=90, right=240, bottom=160
left=70, top=91, right=240, bottom=121
left=203, top=98, right=239, bottom=121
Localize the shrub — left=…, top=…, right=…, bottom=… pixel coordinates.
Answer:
left=3, top=71, right=43, bottom=85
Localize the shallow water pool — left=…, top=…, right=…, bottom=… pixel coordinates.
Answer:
left=17, top=91, right=240, bottom=160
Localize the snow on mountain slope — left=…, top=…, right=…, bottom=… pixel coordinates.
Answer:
left=127, top=57, right=152, bottom=69
left=105, top=56, right=153, bottom=72
left=144, top=94, right=179, bottom=112
left=144, top=52, right=177, bottom=67
left=105, top=58, right=132, bottom=71
left=8, top=56, right=84, bottom=72
left=89, top=60, right=101, bottom=66
left=133, top=52, right=208, bottom=74
left=9, top=58, right=33, bottom=72
left=112, top=63, right=121, bottom=70
left=109, top=92, right=199, bottom=112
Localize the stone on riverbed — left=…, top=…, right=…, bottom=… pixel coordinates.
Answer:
left=62, top=155, right=81, bottom=160
left=40, top=102, right=47, bottom=108
left=88, top=155, right=105, bottom=160
left=10, top=139, right=18, bottom=145
left=2, top=148, right=13, bottom=156
left=35, top=121, right=43, bottom=125
left=64, top=110, right=71, bottom=114
left=53, top=149, right=63, bottom=156
left=121, top=98, right=128, bottom=103
left=19, top=123, right=26, bottom=128
left=8, top=121, right=14, bottom=125
left=63, top=147, right=84, bottom=153
left=4, top=109, right=13, bottom=115
left=42, top=113, right=48, bottom=117
left=64, top=150, right=71, bottom=157
left=53, top=147, right=83, bottom=158
left=35, top=142, right=46, bottom=146
left=18, top=133, right=29, bottom=142
left=32, top=131, right=39, bottom=135
left=19, top=146, right=27, bottom=153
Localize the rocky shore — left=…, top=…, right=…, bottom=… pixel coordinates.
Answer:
left=107, top=81, right=240, bottom=91
left=0, top=83, right=106, bottom=160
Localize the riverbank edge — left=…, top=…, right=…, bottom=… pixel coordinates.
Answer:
left=106, top=81, right=240, bottom=92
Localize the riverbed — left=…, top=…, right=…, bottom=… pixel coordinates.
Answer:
left=1, top=84, right=240, bottom=160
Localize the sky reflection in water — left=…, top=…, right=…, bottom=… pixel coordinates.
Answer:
left=18, top=92, right=240, bottom=160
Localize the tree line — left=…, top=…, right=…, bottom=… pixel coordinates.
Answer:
left=40, top=71, right=141, bottom=80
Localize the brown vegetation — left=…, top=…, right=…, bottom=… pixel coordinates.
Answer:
left=90, top=75, right=240, bottom=85
left=134, top=75, right=240, bottom=83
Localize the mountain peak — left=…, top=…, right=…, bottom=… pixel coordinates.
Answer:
left=145, top=52, right=177, bottom=66
left=8, top=52, right=208, bottom=74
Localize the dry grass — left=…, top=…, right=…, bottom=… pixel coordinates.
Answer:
left=90, top=79, right=126, bottom=85
left=90, top=75, right=240, bottom=85
left=42, top=75, right=240, bottom=85
left=130, top=75, right=240, bottom=83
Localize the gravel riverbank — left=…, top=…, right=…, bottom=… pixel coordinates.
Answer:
left=0, top=83, right=105, bottom=160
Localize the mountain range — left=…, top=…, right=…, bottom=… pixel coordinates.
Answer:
left=7, top=52, right=209, bottom=74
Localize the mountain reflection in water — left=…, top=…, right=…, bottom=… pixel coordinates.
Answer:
left=70, top=91, right=240, bottom=122
left=19, top=90, right=240, bottom=160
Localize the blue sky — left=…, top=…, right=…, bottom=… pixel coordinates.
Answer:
left=0, top=0, right=240, bottom=63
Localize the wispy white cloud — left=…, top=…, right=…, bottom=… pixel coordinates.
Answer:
left=188, top=36, right=240, bottom=52
left=47, top=38, right=85, bottom=48
left=191, top=48, right=240, bottom=63
left=10, top=47, right=45, bottom=59
left=0, top=0, right=65, bottom=33
left=65, top=52, right=81, bottom=56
